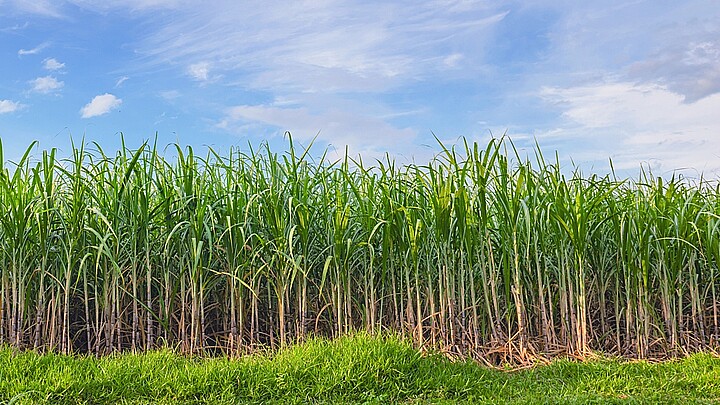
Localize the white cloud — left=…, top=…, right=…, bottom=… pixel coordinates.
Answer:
left=18, top=42, right=49, bottom=56
left=80, top=93, right=122, bottom=118
left=29, top=76, right=64, bottom=93
left=187, top=62, right=210, bottom=81
left=43, top=57, right=65, bottom=71
left=540, top=81, right=720, bottom=175
left=0, top=99, right=24, bottom=114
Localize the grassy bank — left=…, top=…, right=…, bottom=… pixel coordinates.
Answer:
left=1, top=334, right=719, bottom=404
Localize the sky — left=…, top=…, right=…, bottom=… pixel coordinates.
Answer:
left=1, top=0, right=719, bottom=177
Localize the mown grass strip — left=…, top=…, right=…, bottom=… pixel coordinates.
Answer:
left=1, top=334, right=719, bottom=404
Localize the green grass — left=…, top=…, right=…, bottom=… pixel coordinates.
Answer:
left=1, top=333, right=719, bottom=404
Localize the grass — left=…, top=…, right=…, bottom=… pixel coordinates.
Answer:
left=1, top=333, right=719, bottom=404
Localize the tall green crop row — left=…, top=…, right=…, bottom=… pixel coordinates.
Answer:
left=0, top=136, right=718, bottom=362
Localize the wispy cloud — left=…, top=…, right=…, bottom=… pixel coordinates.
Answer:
left=63, top=0, right=183, bottom=13
left=0, top=22, right=29, bottom=33
left=129, top=0, right=508, bottom=155
left=483, top=1, right=720, bottom=174
left=80, top=93, right=122, bottom=118
left=6, top=0, right=64, bottom=17
left=0, top=99, right=24, bottom=114
left=187, top=62, right=210, bottom=81
left=442, top=53, right=464, bottom=68
left=18, top=42, right=49, bottom=56
left=115, top=76, right=129, bottom=87
left=138, top=2, right=507, bottom=94
left=29, top=76, right=64, bottom=94
left=220, top=103, right=416, bottom=159
left=42, top=57, right=65, bottom=71
left=4, top=0, right=719, bottom=175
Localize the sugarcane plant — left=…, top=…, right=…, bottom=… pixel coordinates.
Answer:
left=0, top=134, right=718, bottom=363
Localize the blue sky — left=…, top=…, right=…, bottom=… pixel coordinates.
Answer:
left=1, top=0, right=719, bottom=177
